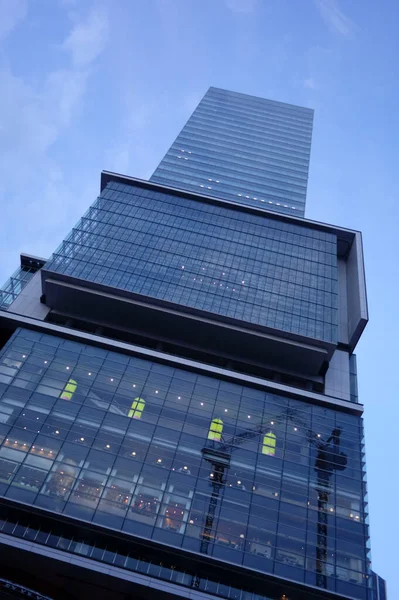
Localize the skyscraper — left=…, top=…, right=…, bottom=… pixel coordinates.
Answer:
left=151, top=87, right=313, bottom=217
left=0, top=88, right=386, bottom=600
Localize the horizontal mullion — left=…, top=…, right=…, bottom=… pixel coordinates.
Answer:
left=154, top=165, right=307, bottom=203
left=190, top=110, right=312, bottom=148
left=174, top=132, right=310, bottom=170
left=202, top=94, right=314, bottom=130
left=183, top=123, right=311, bottom=160
left=162, top=152, right=308, bottom=192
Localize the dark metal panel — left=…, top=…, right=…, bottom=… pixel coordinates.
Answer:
left=43, top=276, right=331, bottom=377
left=20, top=254, right=47, bottom=270
left=0, top=310, right=364, bottom=415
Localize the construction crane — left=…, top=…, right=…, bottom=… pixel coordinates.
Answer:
left=198, top=420, right=282, bottom=556
left=308, top=425, right=347, bottom=588
left=193, top=408, right=347, bottom=591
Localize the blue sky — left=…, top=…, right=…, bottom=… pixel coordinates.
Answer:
left=0, top=0, right=396, bottom=594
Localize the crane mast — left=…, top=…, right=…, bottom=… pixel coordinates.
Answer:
left=193, top=410, right=347, bottom=592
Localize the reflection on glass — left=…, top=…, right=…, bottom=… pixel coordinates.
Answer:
left=0, top=329, right=370, bottom=597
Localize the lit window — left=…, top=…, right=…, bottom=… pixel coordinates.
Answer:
left=129, top=398, right=145, bottom=419
left=262, top=432, right=276, bottom=456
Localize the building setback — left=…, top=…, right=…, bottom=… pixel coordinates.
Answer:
left=0, top=88, right=387, bottom=600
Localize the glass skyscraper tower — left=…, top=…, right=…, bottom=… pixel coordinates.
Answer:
left=151, top=87, right=313, bottom=217
left=0, top=88, right=386, bottom=600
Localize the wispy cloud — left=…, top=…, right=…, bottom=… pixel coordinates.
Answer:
left=104, top=97, right=157, bottom=178
left=0, top=0, right=27, bottom=42
left=303, top=77, right=319, bottom=90
left=62, top=8, right=108, bottom=67
left=0, top=6, right=109, bottom=278
left=314, top=0, right=356, bottom=36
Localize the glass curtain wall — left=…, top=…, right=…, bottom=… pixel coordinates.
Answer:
left=151, top=87, right=313, bottom=217
left=0, top=329, right=371, bottom=599
left=0, top=265, right=36, bottom=310
left=45, top=181, right=338, bottom=343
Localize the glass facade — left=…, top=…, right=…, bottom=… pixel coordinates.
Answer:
left=0, top=511, right=274, bottom=600
left=44, top=180, right=338, bottom=343
left=0, top=265, right=36, bottom=310
left=150, top=87, right=313, bottom=218
left=371, top=572, right=387, bottom=600
left=0, top=329, right=371, bottom=599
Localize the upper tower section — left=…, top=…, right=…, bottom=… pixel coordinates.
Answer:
left=35, top=172, right=367, bottom=400
left=150, top=87, right=314, bottom=217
